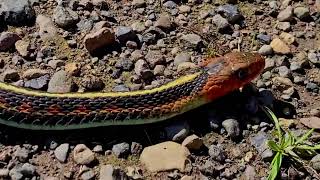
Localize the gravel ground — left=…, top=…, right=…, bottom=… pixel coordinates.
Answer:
left=0, top=0, right=319, bottom=179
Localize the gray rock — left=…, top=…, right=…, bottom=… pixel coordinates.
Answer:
left=163, top=1, right=177, bottom=9
left=277, top=66, right=291, bottom=78
left=115, top=26, right=137, bottom=44
left=81, top=170, right=95, bottom=180
left=243, top=165, right=256, bottom=180
left=155, top=15, right=172, bottom=30
left=269, top=1, right=279, bottom=9
left=22, top=69, right=48, bottom=80
left=199, top=10, right=211, bottom=19
left=126, top=41, right=138, bottom=49
left=222, top=119, right=240, bottom=138
left=0, top=32, right=21, bottom=51
left=164, top=120, right=190, bottom=142
left=0, top=169, right=9, bottom=178
left=24, top=75, right=50, bottom=90
left=92, top=21, right=111, bottom=32
left=112, top=142, right=130, bottom=158
left=37, top=46, right=55, bottom=59
left=131, top=50, right=144, bottom=61
left=177, top=62, right=197, bottom=73
left=15, top=40, right=31, bottom=58
left=0, top=69, right=20, bottom=82
left=99, top=165, right=128, bottom=180
left=36, top=15, right=58, bottom=39
left=142, top=33, right=156, bottom=44
left=180, top=34, right=203, bottom=49
left=262, top=71, right=272, bottom=81
left=308, top=52, right=320, bottom=65
left=311, top=154, right=320, bottom=171
left=250, top=132, right=274, bottom=160
left=134, top=59, right=153, bottom=80
left=73, top=144, right=96, bottom=165
left=277, top=6, right=293, bottom=22
left=77, top=19, right=94, bottom=33
left=145, top=50, right=166, bottom=68
left=93, top=145, right=103, bottom=153
left=257, top=34, right=271, bottom=44
left=277, top=22, right=291, bottom=31
left=310, top=108, right=320, bottom=117
left=132, top=0, right=146, bottom=8
left=199, top=160, right=219, bottom=176
left=290, top=61, right=302, bottom=71
left=14, top=147, right=30, bottom=162
left=217, top=4, right=242, bottom=23
left=48, top=60, right=65, bottom=69
left=115, top=58, right=134, bottom=71
left=179, top=5, right=191, bottom=13
left=113, top=85, right=130, bottom=92
left=131, top=22, right=146, bottom=33
left=264, top=58, right=275, bottom=70
left=306, top=82, right=318, bottom=92
left=53, top=5, right=79, bottom=28
left=147, top=13, right=156, bottom=21
left=174, top=52, right=191, bottom=66
left=48, top=140, right=58, bottom=150
left=153, top=65, right=165, bottom=76
left=54, top=143, right=69, bottom=163
left=212, top=14, right=230, bottom=31
left=48, top=70, right=76, bottom=93
left=9, top=168, right=23, bottom=180
left=12, top=55, right=24, bottom=65
left=258, top=45, right=273, bottom=55
left=92, top=0, right=108, bottom=9
left=208, top=145, right=225, bottom=162
left=182, top=134, right=203, bottom=150
left=0, top=0, right=36, bottom=26
left=294, top=6, right=309, bottom=19
left=20, top=163, right=36, bottom=176
left=81, top=75, right=104, bottom=91
left=293, top=76, right=305, bottom=84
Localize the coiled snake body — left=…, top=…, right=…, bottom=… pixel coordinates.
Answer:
left=0, top=52, right=265, bottom=130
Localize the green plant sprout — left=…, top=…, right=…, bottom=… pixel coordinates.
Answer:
left=260, top=106, right=320, bottom=180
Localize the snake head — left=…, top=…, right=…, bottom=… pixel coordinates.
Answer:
left=201, top=52, right=265, bottom=100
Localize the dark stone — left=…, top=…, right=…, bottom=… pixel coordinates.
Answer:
left=217, top=4, right=243, bottom=24
left=0, top=0, right=36, bottom=26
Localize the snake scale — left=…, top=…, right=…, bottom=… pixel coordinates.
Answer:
left=0, top=52, right=265, bottom=130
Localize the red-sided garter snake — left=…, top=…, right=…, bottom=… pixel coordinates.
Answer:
left=0, top=52, right=265, bottom=130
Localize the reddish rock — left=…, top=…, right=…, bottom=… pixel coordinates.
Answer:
left=83, top=27, right=115, bottom=54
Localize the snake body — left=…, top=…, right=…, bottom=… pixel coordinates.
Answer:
left=0, top=52, right=265, bottom=130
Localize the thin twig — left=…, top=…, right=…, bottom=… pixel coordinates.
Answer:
left=144, top=129, right=153, bottom=145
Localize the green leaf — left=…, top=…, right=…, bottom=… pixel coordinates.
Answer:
left=268, top=152, right=283, bottom=180
left=261, top=106, right=283, bottom=142
left=295, top=128, right=314, bottom=145
left=281, top=133, right=294, bottom=149
left=295, top=144, right=320, bottom=150
left=268, top=140, right=282, bottom=152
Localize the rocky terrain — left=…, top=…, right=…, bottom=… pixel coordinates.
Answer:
left=0, top=0, right=319, bottom=179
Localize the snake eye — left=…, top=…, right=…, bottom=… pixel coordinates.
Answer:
left=236, top=68, right=248, bottom=80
